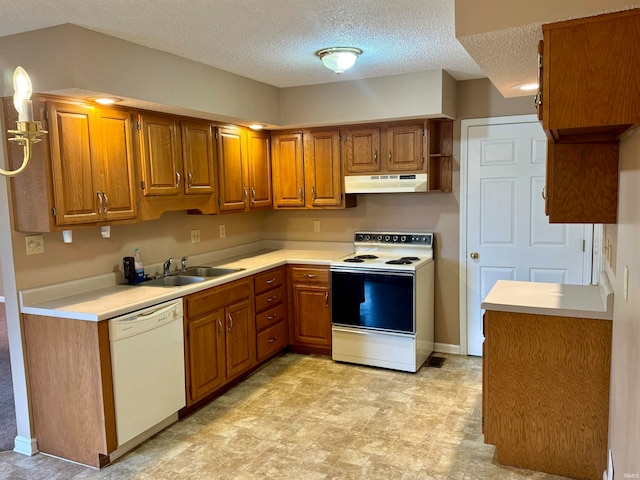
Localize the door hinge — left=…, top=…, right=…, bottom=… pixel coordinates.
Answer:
left=140, top=180, right=145, bottom=191
left=44, top=109, right=49, bottom=120
left=215, top=131, right=218, bottom=140
left=217, top=197, right=221, bottom=206
left=136, top=121, right=141, bottom=131
left=52, top=207, right=57, bottom=217
left=186, top=327, right=190, bottom=339
left=340, top=193, right=343, bottom=202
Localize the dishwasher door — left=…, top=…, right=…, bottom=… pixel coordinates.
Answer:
left=109, top=299, right=185, bottom=446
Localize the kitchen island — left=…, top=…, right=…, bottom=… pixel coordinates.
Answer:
left=481, top=277, right=613, bottom=480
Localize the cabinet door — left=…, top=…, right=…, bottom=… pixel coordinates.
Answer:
left=247, top=130, right=272, bottom=209
left=343, top=127, right=381, bottom=174
left=48, top=102, right=102, bottom=225
left=292, top=283, right=331, bottom=348
left=304, top=130, right=343, bottom=208
left=271, top=132, right=305, bottom=208
left=386, top=123, right=424, bottom=172
left=225, top=299, right=256, bottom=380
left=96, top=108, right=137, bottom=221
left=217, top=126, right=248, bottom=212
left=186, top=312, right=226, bottom=405
left=181, top=120, right=216, bottom=195
left=139, top=114, right=182, bottom=196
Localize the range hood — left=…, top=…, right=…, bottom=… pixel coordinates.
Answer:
left=344, top=173, right=428, bottom=193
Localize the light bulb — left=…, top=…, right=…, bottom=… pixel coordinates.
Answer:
left=12, top=66, right=34, bottom=122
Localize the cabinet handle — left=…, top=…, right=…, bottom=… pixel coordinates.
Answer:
left=311, top=186, right=317, bottom=200
left=304, top=274, right=317, bottom=278
left=268, top=336, right=278, bottom=343
left=187, top=170, right=193, bottom=188
left=267, top=313, right=278, bottom=321
left=265, top=278, right=276, bottom=284
left=388, top=151, right=392, bottom=162
left=298, top=187, right=303, bottom=200
left=251, top=187, right=256, bottom=204
left=227, top=313, right=233, bottom=331
left=175, top=171, right=181, bottom=188
left=243, top=188, right=248, bottom=205
left=102, top=191, right=108, bottom=213
left=267, top=296, right=277, bottom=303
left=374, top=150, right=378, bottom=165
left=541, top=186, right=547, bottom=200
left=325, top=291, right=329, bottom=307
left=96, top=192, right=103, bottom=214
left=217, top=318, right=223, bottom=336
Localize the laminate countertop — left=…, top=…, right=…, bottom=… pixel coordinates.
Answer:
left=481, top=272, right=613, bottom=320
left=19, top=246, right=351, bottom=322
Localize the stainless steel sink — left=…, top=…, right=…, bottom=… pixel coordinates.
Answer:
left=180, top=266, right=244, bottom=278
left=141, top=275, right=207, bottom=287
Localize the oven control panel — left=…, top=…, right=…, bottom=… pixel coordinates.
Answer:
left=354, top=232, right=433, bottom=246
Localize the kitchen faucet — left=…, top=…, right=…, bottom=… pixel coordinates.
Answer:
left=163, top=257, right=173, bottom=276
left=181, top=256, right=188, bottom=272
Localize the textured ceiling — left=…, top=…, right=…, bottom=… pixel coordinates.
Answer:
left=0, top=0, right=486, bottom=88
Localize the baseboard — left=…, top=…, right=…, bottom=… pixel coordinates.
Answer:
left=434, top=343, right=461, bottom=355
left=14, top=435, right=38, bottom=456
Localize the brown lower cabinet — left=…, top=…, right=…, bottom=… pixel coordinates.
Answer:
left=22, top=314, right=116, bottom=468
left=288, top=264, right=332, bottom=355
left=483, top=309, right=611, bottom=480
left=183, top=278, right=256, bottom=406
left=254, top=267, right=288, bottom=362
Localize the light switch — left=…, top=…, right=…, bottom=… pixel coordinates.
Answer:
left=191, top=230, right=200, bottom=243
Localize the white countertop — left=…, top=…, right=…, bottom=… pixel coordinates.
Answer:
left=20, top=246, right=351, bottom=322
left=481, top=272, right=614, bottom=321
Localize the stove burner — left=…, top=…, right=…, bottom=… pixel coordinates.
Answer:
left=343, top=258, right=365, bottom=263
left=356, top=254, right=378, bottom=260
left=385, top=258, right=414, bottom=265
left=400, top=256, right=420, bottom=261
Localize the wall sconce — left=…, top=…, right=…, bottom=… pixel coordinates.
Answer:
left=315, top=47, right=363, bottom=74
left=2, top=66, right=47, bottom=177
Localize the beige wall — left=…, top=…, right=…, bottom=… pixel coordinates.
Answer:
left=603, top=127, right=640, bottom=475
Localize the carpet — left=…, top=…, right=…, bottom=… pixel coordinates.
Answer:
left=0, top=303, right=17, bottom=451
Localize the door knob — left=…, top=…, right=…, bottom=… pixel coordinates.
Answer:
left=470, top=252, right=479, bottom=260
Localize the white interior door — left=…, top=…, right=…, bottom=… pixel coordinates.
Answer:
left=465, top=119, right=591, bottom=356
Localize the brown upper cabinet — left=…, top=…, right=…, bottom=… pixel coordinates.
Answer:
left=137, top=113, right=217, bottom=219
left=539, top=9, right=640, bottom=141
left=342, top=119, right=452, bottom=192
left=5, top=97, right=137, bottom=232
left=272, top=129, right=355, bottom=209
left=216, top=126, right=272, bottom=213
left=537, top=9, right=640, bottom=223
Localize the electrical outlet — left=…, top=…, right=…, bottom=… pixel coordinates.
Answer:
left=190, top=229, right=201, bottom=243
left=219, top=224, right=226, bottom=238
left=25, top=235, right=44, bottom=255
left=314, top=220, right=320, bottom=233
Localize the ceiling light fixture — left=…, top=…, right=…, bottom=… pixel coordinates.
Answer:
left=513, top=82, right=539, bottom=91
left=248, top=124, right=264, bottom=130
left=315, top=47, right=363, bottom=74
left=95, top=97, right=122, bottom=105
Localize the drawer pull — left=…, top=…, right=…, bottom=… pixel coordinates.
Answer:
left=265, top=278, right=276, bottom=284
left=228, top=313, right=233, bottom=331
left=304, top=274, right=317, bottom=278
left=267, top=313, right=278, bottom=321
left=268, top=336, right=278, bottom=343
left=267, top=296, right=277, bottom=303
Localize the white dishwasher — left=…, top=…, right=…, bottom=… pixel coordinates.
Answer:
left=109, top=298, right=185, bottom=453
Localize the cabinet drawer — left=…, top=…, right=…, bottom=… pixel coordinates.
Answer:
left=254, top=267, right=285, bottom=295
left=256, top=320, right=287, bottom=362
left=185, top=279, right=250, bottom=319
left=256, top=303, right=286, bottom=332
left=255, top=286, right=284, bottom=313
left=290, top=265, right=329, bottom=284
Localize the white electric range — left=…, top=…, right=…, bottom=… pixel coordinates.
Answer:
left=330, top=231, right=435, bottom=372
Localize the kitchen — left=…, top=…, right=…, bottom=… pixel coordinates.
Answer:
left=0, top=1, right=639, bottom=478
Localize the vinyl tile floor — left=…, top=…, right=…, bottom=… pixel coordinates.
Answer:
left=0, top=353, right=570, bottom=480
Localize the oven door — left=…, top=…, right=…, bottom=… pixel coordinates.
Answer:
left=330, top=268, right=415, bottom=334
